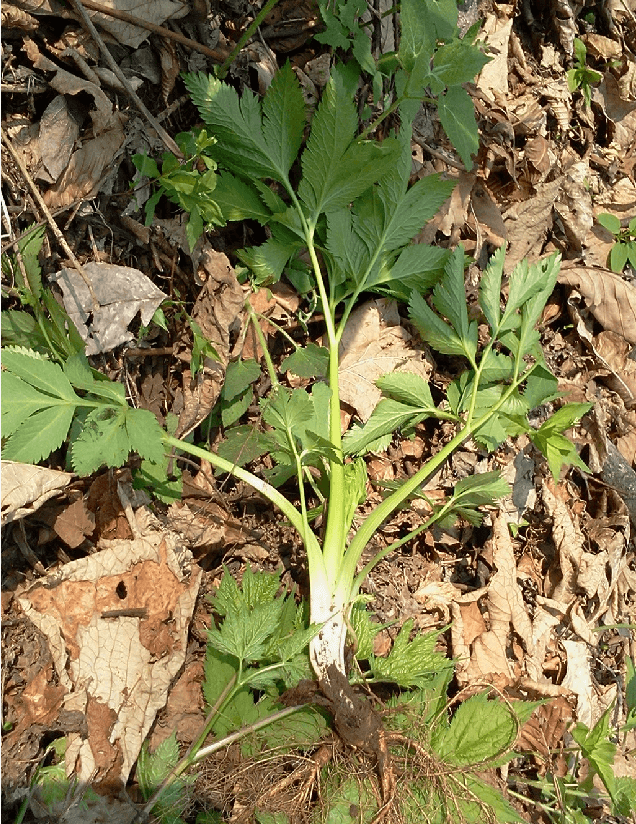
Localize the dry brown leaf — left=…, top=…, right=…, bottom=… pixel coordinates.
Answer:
left=175, top=249, right=245, bottom=438
left=52, top=261, right=167, bottom=354
left=558, top=263, right=636, bottom=345
left=555, top=160, right=594, bottom=252
left=1, top=461, right=74, bottom=525
left=542, top=481, right=610, bottom=604
left=17, top=533, right=201, bottom=790
left=36, top=94, right=79, bottom=183
left=81, top=0, right=188, bottom=49
left=476, top=12, right=512, bottom=102
left=503, top=178, right=561, bottom=270
left=338, top=299, right=432, bottom=421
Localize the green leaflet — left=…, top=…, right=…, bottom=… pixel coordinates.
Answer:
left=184, top=62, right=305, bottom=185
left=432, top=691, right=517, bottom=766
left=343, top=398, right=433, bottom=455
left=298, top=71, right=400, bottom=221
left=437, top=85, right=479, bottom=169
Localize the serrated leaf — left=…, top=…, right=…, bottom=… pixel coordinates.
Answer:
left=437, top=85, right=478, bottom=169
left=2, top=348, right=78, bottom=400
left=523, top=363, right=559, bottom=410
left=1, top=373, right=68, bottom=436
left=434, top=691, right=517, bottom=766
left=261, top=62, right=306, bottom=178
left=371, top=619, right=447, bottom=687
left=409, top=291, right=466, bottom=357
left=298, top=73, right=399, bottom=219
left=280, top=344, right=329, bottom=378
left=398, top=0, right=435, bottom=89
left=2, top=404, right=75, bottom=464
left=207, top=599, right=284, bottom=662
left=452, top=471, right=511, bottom=508
left=368, top=244, right=448, bottom=292
left=431, top=247, right=477, bottom=357
left=221, top=387, right=252, bottom=428
left=124, top=408, right=166, bottom=464
left=70, top=406, right=129, bottom=474
left=211, top=171, right=273, bottom=223
left=381, top=174, right=456, bottom=252
left=137, top=733, right=180, bottom=797
left=376, top=371, right=435, bottom=408
left=216, top=425, right=271, bottom=467
left=237, top=235, right=295, bottom=284
left=222, top=359, right=261, bottom=401
left=343, top=398, right=431, bottom=455
left=432, top=39, right=490, bottom=86
left=262, top=387, right=314, bottom=446
left=479, top=246, right=505, bottom=332
left=184, top=73, right=282, bottom=183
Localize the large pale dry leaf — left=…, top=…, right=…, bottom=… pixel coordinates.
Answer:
left=17, top=533, right=201, bottom=789
left=51, top=261, right=167, bottom=354
left=558, top=263, right=636, bottom=345
left=542, top=481, right=610, bottom=602
left=338, top=299, right=432, bottom=421
left=82, top=0, right=188, bottom=49
left=593, top=71, right=636, bottom=150
left=1, top=461, right=74, bottom=525
left=476, top=13, right=512, bottom=102
left=461, top=513, right=532, bottom=685
left=37, top=94, right=79, bottom=183
left=554, top=160, right=594, bottom=252
left=23, top=38, right=113, bottom=127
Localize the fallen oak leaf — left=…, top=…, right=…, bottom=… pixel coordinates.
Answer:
left=558, top=262, right=636, bottom=345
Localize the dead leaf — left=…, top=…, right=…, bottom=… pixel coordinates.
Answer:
left=476, top=12, right=512, bottom=102
left=1, top=461, right=74, bottom=525
left=36, top=94, right=79, bottom=183
left=81, top=0, right=189, bottom=49
left=338, top=299, right=433, bottom=421
left=503, top=179, right=562, bottom=270
left=51, top=261, right=167, bottom=354
left=42, top=116, right=126, bottom=208
left=18, top=533, right=201, bottom=790
left=558, top=263, right=636, bottom=345
left=561, top=638, right=594, bottom=727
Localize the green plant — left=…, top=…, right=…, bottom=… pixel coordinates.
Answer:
left=596, top=213, right=636, bottom=273
left=3, top=48, right=590, bottom=690
left=137, top=568, right=543, bottom=823
left=1, top=226, right=85, bottom=362
left=566, top=38, right=601, bottom=108
left=518, top=701, right=636, bottom=824
left=132, top=129, right=224, bottom=252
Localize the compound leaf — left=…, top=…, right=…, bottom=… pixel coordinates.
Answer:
left=261, top=62, right=306, bottom=178
left=437, top=85, right=478, bottom=169
left=2, top=405, right=75, bottom=464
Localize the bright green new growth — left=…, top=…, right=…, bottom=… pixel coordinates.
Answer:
left=597, top=212, right=636, bottom=273
left=566, top=38, right=602, bottom=108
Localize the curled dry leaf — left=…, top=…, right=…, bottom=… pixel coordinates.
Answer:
left=1, top=461, right=74, bottom=525
left=17, top=533, right=201, bottom=789
left=559, top=263, right=636, bottom=344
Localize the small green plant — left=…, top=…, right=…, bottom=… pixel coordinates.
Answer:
left=566, top=38, right=601, bottom=108
left=596, top=213, right=636, bottom=273
left=519, top=698, right=636, bottom=824
left=132, top=129, right=224, bottom=253
left=1, top=226, right=85, bottom=363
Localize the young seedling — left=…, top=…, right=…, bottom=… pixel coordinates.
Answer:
left=596, top=213, right=636, bottom=273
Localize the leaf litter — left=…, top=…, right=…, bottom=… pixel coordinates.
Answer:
left=2, top=0, right=636, bottom=821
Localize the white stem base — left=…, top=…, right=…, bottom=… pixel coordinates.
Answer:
left=308, top=588, right=348, bottom=683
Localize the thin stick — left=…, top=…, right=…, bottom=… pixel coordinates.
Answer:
left=77, top=0, right=230, bottom=63
left=217, top=0, right=282, bottom=78
left=411, top=133, right=467, bottom=172
left=68, top=0, right=183, bottom=159
left=1, top=131, right=99, bottom=308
